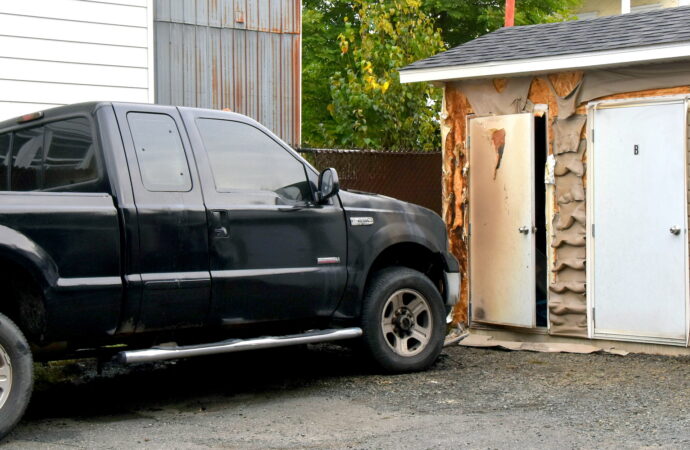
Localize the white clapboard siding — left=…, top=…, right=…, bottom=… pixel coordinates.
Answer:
left=0, top=14, right=149, bottom=47
left=0, top=0, right=154, bottom=121
left=0, top=0, right=147, bottom=27
left=0, top=80, right=149, bottom=105
left=0, top=58, right=148, bottom=88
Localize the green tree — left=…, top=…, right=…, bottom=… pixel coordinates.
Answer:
left=424, top=0, right=581, bottom=47
left=325, top=0, right=445, bottom=151
left=301, top=0, right=581, bottom=150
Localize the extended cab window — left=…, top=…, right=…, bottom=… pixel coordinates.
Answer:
left=8, top=117, right=103, bottom=192
left=43, top=118, right=100, bottom=191
left=11, top=126, right=43, bottom=191
left=127, top=112, right=192, bottom=192
left=196, top=119, right=311, bottom=203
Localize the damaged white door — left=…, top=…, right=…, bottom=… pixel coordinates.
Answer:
left=591, top=99, right=688, bottom=345
left=469, top=113, right=536, bottom=328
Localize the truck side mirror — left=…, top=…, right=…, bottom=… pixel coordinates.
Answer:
left=317, top=168, right=340, bottom=203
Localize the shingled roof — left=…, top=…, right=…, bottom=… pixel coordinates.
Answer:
left=400, top=6, right=690, bottom=82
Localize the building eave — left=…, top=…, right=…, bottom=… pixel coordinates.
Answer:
left=399, top=42, right=690, bottom=83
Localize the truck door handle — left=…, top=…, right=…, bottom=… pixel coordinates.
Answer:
left=210, top=210, right=229, bottom=238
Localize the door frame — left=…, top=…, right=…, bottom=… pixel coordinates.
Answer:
left=586, top=95, right=690, bottom=346
left=466, top=112, right=541, bottom=329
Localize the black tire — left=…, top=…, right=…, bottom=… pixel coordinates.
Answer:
left=0, top=312, right=33, bottom=441
left=361, top=267, right=445, bottom=373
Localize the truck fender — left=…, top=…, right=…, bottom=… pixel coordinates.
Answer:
left=360, top=222, right=442, bottom=275
left=0, top=225, right=59, bottom=289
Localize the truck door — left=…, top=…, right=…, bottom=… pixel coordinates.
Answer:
left=113, top=104, right=211, bottom=332
left=179, top=108, right=348, bottom=326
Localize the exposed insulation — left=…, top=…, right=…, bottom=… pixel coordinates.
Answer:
left=443, top=62, right=690, bottom=338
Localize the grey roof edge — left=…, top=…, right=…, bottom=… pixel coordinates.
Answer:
left=401, top=6, right=690, bottom=73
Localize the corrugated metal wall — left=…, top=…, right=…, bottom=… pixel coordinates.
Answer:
left=154, top=0, right=301, bottom=146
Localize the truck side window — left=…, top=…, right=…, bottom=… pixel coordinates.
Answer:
left=43, top=118, right=100, bottom=191
left=196, top=119, right=311, bottom=203
left=11, top=126, right=43, bottom=191
left=127, top=112, right=192, bottom=192
left=0, top=133, right=9, bottom=190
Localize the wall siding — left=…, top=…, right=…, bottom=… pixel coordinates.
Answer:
left=0, top=0, right=154, bottom=120
left=154, top=0, right=301, bottom=146
left=443, top=73, right=690, bottom=338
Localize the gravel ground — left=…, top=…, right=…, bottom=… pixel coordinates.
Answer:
left=2, top=343, right=690, bottom=449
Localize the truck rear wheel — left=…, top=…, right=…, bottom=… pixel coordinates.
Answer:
left=361, top=267, right=445, bottom=373
left=0, top=312, right=33, bottom=440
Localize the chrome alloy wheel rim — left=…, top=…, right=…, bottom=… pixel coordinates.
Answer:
left=0, top=344, right=12, bottom=410
left=381, top=289, right=433, bottom=357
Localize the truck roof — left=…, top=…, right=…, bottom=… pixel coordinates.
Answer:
left=0, top=102, right=262, bottom=134
left=0, top=101, right=113, bottom=132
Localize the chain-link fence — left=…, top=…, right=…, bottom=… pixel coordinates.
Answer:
left=298, top=148, right=442, bottom=215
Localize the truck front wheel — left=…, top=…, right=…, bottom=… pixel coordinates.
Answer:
left=361, top=267, right=445, bottom=373
left=0, top=312, right=33, bottom=440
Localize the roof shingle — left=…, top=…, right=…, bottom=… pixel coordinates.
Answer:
left=402, top=6, right=690, bottom=71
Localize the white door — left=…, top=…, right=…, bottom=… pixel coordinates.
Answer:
left=469, top=113, right=536, bottom=328
left=591, top=100, right=688, bottom=344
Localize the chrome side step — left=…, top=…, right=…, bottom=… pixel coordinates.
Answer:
left=117, top=327, right=363, bottom=364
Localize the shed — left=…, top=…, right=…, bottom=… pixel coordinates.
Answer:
left=401, top=7, right=690, bottom=353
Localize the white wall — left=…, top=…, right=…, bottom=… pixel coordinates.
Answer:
left=0, top=0, right=155, bottom=120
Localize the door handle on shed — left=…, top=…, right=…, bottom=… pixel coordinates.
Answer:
left=210, top=210, right=229, bottom=238
left=670, top=225, right=681, bottom=236
left=518, top=226, right=529, bottom=234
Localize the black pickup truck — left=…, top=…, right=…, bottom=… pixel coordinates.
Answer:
left=0, top=102, right=459, bottom=437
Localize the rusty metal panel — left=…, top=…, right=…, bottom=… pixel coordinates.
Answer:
left=257, top=0, right=270, bottom=32
left=232, top=29, right=246, bottom=114
left=245, top=30, right=258, bottom=120
left=196, top=0, right=209, bottom=26
left=183, top=24, right=197, bottom=106
left=154, top=0, right=302, bottom=145
left=183, top=0, right=195, bottom=24
left=195, top=25, right=210, bottom=108
left=246, top=0, right=259, bottom=30
left=154, top=21, right=171, bottom=103
left=169, top=0, right=183, bottom=22
left=258, top=31, right=272, bottom=132
left=279, top=0, right=290, bottom=33
left=220, top=28, right=234, bottom=110
left=209, top=26, right=222, bottom=109
left=155, top=0, right=171, bottom=21
left=208, top=0, right=221, bottom=27
left=469, top=113, right=536, bottom=328
left=270, top=0, right=281, bottom=33
left=169, top=22, right=184, bottom=105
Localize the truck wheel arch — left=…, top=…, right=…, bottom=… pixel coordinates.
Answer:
left=364, top=242, right=446, bottom=301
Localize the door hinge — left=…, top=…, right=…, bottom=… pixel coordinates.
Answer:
left=467, top=136, right=471, bottom=147
left=592, top=307, right=595, bottom=325
left=591, top=223, right=595, bottom=238
left=468, top=223, right=472, bottom=236
left=591, top=129, right=594, bottom=143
